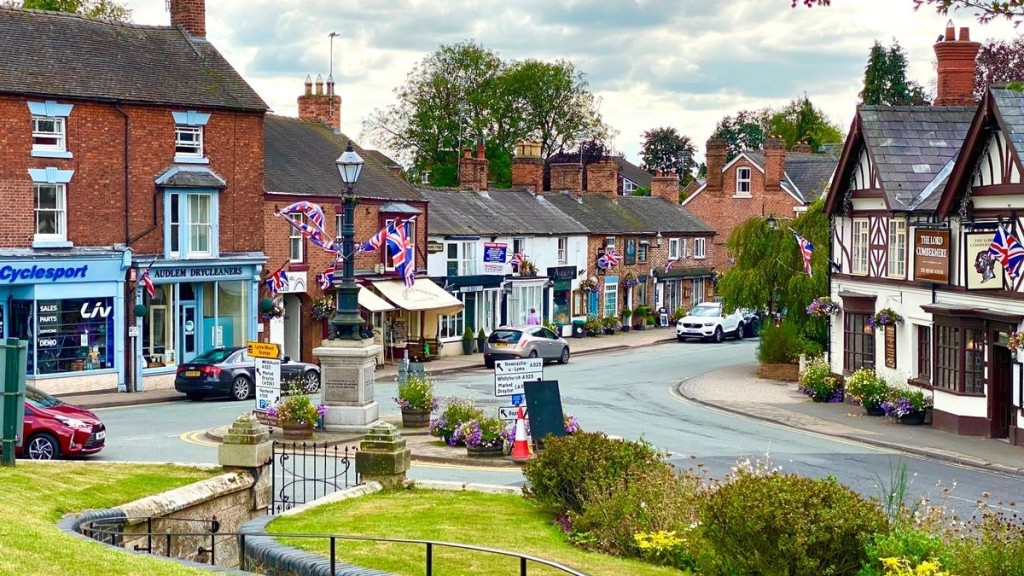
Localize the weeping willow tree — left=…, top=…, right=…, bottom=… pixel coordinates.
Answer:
left=718, top=199, right=830, bottom=347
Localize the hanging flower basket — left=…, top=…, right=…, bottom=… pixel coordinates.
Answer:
left=1008, top=331, right=1024, bottom=357
left=578, top=278, right=599, bottom=293
left=806, top=296, right=841, bottom=318
left=621, top=272, right=639, bottom=289
left=519, top=259, right=538, bottom=277
left=310, top=296, right=334, bottom=321
left=870, top=308, right=903, bottom=328
left=260, top=298, right=285, bottom=322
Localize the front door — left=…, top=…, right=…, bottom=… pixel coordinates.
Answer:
left=990, top=345, right=1013, bottom=438
left=179, top=303, right=197, bottom=363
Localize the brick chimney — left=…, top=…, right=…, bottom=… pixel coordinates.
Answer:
left=511, top=140, right=544, bottom=194
left=550, top=163, right=582, bottom=194
left=705, top=136, right=727, bottom=192
left=793, top=141, right=813, bottom=154
left=586, top=160, right=619, bottom=200
left=933, top=22, right=981, bottom=106
left=650, top=170, right=680, bottom=203
left=458, top=143, right=488, bottom=191
left=764, top=135, right=786, bottom=189
left=297, top=74, right=342, bottom=132
left=169, top=0, right=206, bottom=38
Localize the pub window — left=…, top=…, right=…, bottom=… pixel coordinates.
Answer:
left=916, top=325, right=931, bottom=382
left=964, top=328, right=984, bottom=395
left=843, top=312, right=875, bottom=372
left=934, top=325, right=959, bottom=391
left=852, top=218, right=869, bottom=275
left=887, top=219, right=906, bottom=278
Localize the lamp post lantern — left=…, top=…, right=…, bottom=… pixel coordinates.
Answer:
left=332, top=142, right=365, bottom=340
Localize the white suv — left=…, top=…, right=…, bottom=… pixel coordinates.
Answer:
left=676, top=302, right=745, bottom=343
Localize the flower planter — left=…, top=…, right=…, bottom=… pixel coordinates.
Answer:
left=897, top=411, right=927, bottom=425
left=476, top=337, right=486, bottom=352
left=281, top=422, right=314, bottom=440
left=864, top=405, right=886, bottom=417
left=466, top=444, right=504, bottom=458
left=461, top=339, right=474, bottom=355
left=759, top=362, right=799, bottom=381
left=401, top=407, right=431, bottom=428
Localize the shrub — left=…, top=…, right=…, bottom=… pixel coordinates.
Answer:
left=700, top=474, right=888, bottom=576
left=800, top=355, right=842, bottom=402
left=860, top=529, right=949, bottom=576
left=429, top=397, right=483, bottom=446
left=845, top=368, right=892, bottom=409
left=522, top=431, right=665, bottom=516
left=943, top=508, right=1024, bottom=576
left=462, top=326, right=473, bottom=341
left=757, top=320, right=800, bottom=364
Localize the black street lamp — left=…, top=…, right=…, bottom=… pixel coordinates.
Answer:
left=765, top=213, right=778, bottom=230
left=332, top=142, right=364, bottom=340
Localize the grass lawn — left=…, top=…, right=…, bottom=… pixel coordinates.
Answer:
left=0, top=461, right=219, bottom=576
left=269, top=489, right=686, bottom=576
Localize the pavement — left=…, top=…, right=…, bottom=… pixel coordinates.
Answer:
left=57, top=327, right=1024, bottom=476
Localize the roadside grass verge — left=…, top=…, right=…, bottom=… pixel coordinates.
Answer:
left=0, top=461, right=219, bottom=576
left=269, top=488, right=686, bottom=576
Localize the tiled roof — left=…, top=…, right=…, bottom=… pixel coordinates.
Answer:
left=991, top=86, right=1024, bottom=162
left=363, top=149, right=402, bottom=169
left=154, top=166, right=227, bottom=188
left=612, top=156, right=653, bottom=187
left=0, top=7, right=267, bottom=111
left=858, top=105, right=975, bottom=209
left=542, top=193, right=713, bottom=235
left=264, top=115, right=421, bottom=201
left=419, top=188, right=588, bottom=236
left=743, top=151, right=837, bottom=203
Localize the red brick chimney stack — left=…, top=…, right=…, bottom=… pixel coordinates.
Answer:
left=511, top=140, right=544, bottom=194
left=458, top=144, right=489, bottom=191
left=550, top=163, right=583, bottom=195
left=933, top=22, right=981, bottom=106
left=764, top=135, right=786, bottom=189
left=705, top=136, right=727, bottom=192
left=585, top=160, right=619, bottom=201
left=650, top=169, right=680, bottom=204
left=297, top=74, right=342, bottom=132
left=476, top=141, right=489, bottom=191
left=169, top=0, right=206, bottom=38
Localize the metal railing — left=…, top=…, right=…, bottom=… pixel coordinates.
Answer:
left=270, top=441, right=358, bottom=515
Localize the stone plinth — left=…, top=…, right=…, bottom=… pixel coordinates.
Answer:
left=355, top=422, right=411, bottom=489
left=314, top=338, right=383, bottom=433
left=218, top=413, right=273, bottom=468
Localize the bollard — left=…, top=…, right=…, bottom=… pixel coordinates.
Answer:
left=1, top=339, right=28, bottom=467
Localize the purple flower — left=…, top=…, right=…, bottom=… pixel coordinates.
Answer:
left=316, top=404, right=328, bottom=418
left=266, top=406, right=278, bottom=418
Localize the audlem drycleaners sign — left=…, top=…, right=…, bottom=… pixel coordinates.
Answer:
left=913, top=229, right=950, bottom=284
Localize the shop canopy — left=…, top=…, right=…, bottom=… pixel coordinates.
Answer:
left=372, top=278, right=464, bottom=315
left=359, top=286, right=395, bottom=313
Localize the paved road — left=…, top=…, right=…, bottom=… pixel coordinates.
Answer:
left=93, top=340, right=1019, bottom=518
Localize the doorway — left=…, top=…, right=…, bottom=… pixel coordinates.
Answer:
left=990, top=345, right=1013, bottom=439
left=179, top=303, right=197, bottom=363
left=283, top=294, right=302, bottom=361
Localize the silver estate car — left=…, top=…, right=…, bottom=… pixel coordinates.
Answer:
left=483, top=325, right=570, bottom=368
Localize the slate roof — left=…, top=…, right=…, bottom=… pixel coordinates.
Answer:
left=154, top=166, right=227, bottom=188
left=363, top=149, right=402, bottom=170
left=991, top=86, right=1024, bottom=162
left=744, top=151, right=837, bottom=203
left=611, top=156, right=653, bottom=188
left=419, top=188, right=588, bottom=236
left=0, top=8, right=267, bottom=111
left=858, top=105, right=975, bottom=209
left=542, top=193, right=713, bottom=236
left=264, top=115, right=421, bottom=201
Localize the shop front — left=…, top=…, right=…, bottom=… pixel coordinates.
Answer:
left=502, top=276, right=548, bottom=327
left=436, top=275, right=504, bottom=347
left=371, top=278, right=464, bottom=362
left=134, top=257, right=264, bottom=391
left=546, top=266, right=578, bottom=331
left=655, top=267, right=713, bottom=314
left=0, top=251, right=130, bottom=395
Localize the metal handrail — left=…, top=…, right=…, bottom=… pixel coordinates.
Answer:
left=78, top=517, right=589, bottom=576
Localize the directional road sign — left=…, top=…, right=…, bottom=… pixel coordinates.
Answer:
left=498, top=406, right=525, bottom=423
left=254, top=358, right=281, bottom=411
left=246, top=341, right=280, bottom=359
left=493, top=358, right=543, bottom=397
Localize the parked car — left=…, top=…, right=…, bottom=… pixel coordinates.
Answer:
left=174, top=346, right=321, bottom=401
left=8, top=385, right=106, bottom=460
left=483, top=325, right=570, bottom=368
left=740, top=309, right=762, bottom=338
left=676, top=302, right=746, bottom=343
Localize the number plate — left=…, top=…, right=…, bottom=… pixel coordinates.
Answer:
left=494, top=342, right=509, bottom=348
left=95, top=431, right=105, bottom=441
left=185, top=370, right=200, bottom=377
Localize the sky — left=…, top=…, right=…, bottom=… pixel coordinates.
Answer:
left=121, top=0, right=1018, bottom=165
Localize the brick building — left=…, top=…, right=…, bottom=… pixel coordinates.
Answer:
left=682, top=135, right=838, bottom=270
left=0, top=2, right=268, bottom=394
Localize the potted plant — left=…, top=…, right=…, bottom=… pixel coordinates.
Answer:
left=260, top=297, right=285, bottom=322
left=844, top=368, right=891, bottom=415
left=583, top=317, right=602, bottom=337
left=578, top=277, right=599, bottom=294
left=268, top=380, right=327, bottom=440
left=394, top=374, right=439, bottom=428
left=454, top=417, right=510, bottom=457
left=633, top=306, right=649, bottom=330
left=871, top=308, right=904, bottom=328
left=430, top=397, right=484, bottom=446
left=806, top=297, right=841, bottom=318
left=310, top=296, right=334, bottom=322
left=798, top=356, right=843, bottom=403
left=461, top=326, right=474, bottom=355
left=519, top=258, right=538, bottom=277
left=620, top=309, right=633, bottom=332
left=601, top=315, right=619, bottom=335
left=476, top=328, right=487, bottom=353
left=646, top=314, right=656, bottom=327
left=881, top=388, right=933, bottom=425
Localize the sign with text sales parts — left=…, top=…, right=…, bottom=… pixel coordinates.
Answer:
left=494, top=358, right=543, bottom=397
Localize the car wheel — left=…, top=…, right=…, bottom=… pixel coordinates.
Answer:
left=185, top=392, right=203, bottom=401
left=302, top=371, right=321, bottom=394
left=735, top=323, right=744, bottom=340
left=26, top=433, right=60, bottom=460
left=677, top=335, right=685, bottom=342
left=712, top=327, right=723, bottom=343
left=231, top=375, right=252, bottom=401
left=485, top=358, right=494, bottom=369
left=528, top=350, right=538, bottom=358
left=558, top=347, right=570, bottom=364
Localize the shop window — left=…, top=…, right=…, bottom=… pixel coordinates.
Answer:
left=916, top=325, right=931, bottom=383
left=289, top=213, right=305, bottom=262
left=852, top=218, right=869, bottom=275
left=557, top=237, right=567, bottom=264
left=692, top=278, right=706, bottom=306
left=843, top=312, right=875, bottom=372
left=439, top=311, right=465, bottom=339
left=11, top=298, right=115, bottom=376
left=636, top=279, right=648, bottom=308
left=638, top=241, right=649, bottom=263
left=143, top=285, right=173, bottom=365
left=964, top=328, right=985, bottom=395
left=511, top=284, right=543, bottom=325
left=552, top=279, right=571, bottom=324
left=28, top=100, right=73, bottom=158
left=663, top=279, right=682, bottom=312
left=934, top=325, right=959, bottom=391
left=214, top=281, right=248, bottom=349
left=165, top=191, right=217, bottom=259
left=887, top=219, right=906, bottom=278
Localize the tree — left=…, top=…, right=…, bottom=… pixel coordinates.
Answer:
left=7, top=0, right=131, bottom=20
left=793, top=0, right=1024, bottom=27
left=711, top=109, right=771, bottom=161
left=767, top=96, right=845, bottom=152
left=639, top=127, right=698, bottom=186
left=974, top=34, right=1024, bottom=99
left=860, top=40, right=930, bottom=105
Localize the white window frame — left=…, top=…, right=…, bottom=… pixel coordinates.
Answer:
left=187, top=194, right=212, bottom=257
left=557, top=237, right=567, bottom=264
left=692, top=278, right=706, bottom=306
left=694, top=237, right=706, bottom=259
left=735, top=167, right=752, bottom=197
left=175, top=125, right=204, bottom=158
left=32, top=116, right=66, bottom=153
left=852, top=218, right=869, bottom=275
left=445, top=241, right=476, bottom=276
left=623, top=179, right=638, bottom=194
left=166, top=191, right=217, bottom=259
left=887, top=219, right=906, bottom=279
left=289, top=213, right=304, bottom=263
left=638, top=241, right=649, bottom=263
left=668, top=238, right=680, bottom=259
left=603, top=278, right=618, bottom=318
left=605, top=236, right=616, bottom=250
left=34, top=183, right=66, bottom=242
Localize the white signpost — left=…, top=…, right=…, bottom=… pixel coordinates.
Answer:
left=498, top=406, right=525, bottom=423
left=494, top=358, right=543, bottom=396
left=254, top=358, right=281, bottom=412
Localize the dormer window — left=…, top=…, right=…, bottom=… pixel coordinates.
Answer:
left=172, top=110, right=211, bottom=164
left=735, top=167, right=751, bottom=197
left=28, top=101, right=73, bottom=159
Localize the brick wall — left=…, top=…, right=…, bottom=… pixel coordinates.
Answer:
left=933, top=25, right=980, bottom=107
left=511, top=157, right=543, bottom=193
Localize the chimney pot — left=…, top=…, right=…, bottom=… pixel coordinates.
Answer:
left=297, top=74, right=342, bottom=131
left=933, top=24, right=981, bottom=106
left=958, top=27, right=970, bottom=41
left=945, top=20, right=955, bottom=41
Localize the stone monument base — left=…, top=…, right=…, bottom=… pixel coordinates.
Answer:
left=314, top=338, right=383, bottom=433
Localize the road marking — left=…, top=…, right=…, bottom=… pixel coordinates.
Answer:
left=947, top=494, right=1019, bottom=514
left=411, top=461, right=524, bottom=473
left=179, top=429, right=219, bottom=447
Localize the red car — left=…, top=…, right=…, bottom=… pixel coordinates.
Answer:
left=15, top=385, right=106, bottom=460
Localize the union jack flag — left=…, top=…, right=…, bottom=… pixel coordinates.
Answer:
left=663, top=258, right=679, bottom=274
left=386, top=219, right=414, bottom=272
left=597, top=248, right=620, bottom=270
left=315, top=265, right=335, bottom=290
left=358, top=224, right=389, bottom=253
left=277, top=204, right=338, bottom=254
left=792, top=230, right=813, bottom=276
left=265, top=266, right=289, bottom=296
left=988, top=225, right=1024, bottom=279
left=139, top=264, right=156, bottom=299
left=510, top=252, right=526, bottom=266
left=277, top=200, right=326, bottom=230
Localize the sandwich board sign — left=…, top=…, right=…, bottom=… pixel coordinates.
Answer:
left=493, top=358, right=543, bottom=397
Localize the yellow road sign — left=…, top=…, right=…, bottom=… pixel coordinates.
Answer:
left=246, top=341, right=280, bottom=359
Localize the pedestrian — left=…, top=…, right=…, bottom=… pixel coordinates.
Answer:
left=526, top=308, right=540, bottom=325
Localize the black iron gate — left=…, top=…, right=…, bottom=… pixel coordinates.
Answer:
left=270, top=440, right=359, bottom=515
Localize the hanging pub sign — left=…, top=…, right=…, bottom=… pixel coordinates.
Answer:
left=884, top=325, right=897, bottom=370
left=964, top=231, right=1002, bottom=290
left=913, top=229, right=950, bottom=284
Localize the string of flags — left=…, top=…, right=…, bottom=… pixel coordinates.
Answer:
left=275, top=201, right=339, bottom=255
left=988, top=225, right=1024, bottom=279
left=509, top=252, right=526, bottom=266
left=790, top=228, right=814, bottom=277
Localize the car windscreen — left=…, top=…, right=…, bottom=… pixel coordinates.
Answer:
left=193, top=348, right=237, bottom=364
left=689, top=305, right=721, bottom=318
left=25, top=386, right=63, bottom=408
left=488, top=330, right=523, bottom=344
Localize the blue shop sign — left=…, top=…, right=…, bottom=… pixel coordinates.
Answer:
left=483, top=242, right=507, bottom=264
left=0, top=257, right=124, bottom=285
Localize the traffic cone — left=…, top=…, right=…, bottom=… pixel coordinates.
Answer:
left=509, top=406, right=533, bottom=462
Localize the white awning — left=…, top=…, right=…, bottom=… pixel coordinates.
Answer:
left=359, top=287, right=395, bottom=312
left=372, top=278, right=464, bottom=315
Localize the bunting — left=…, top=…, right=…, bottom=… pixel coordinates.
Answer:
left=358, top=224, right=389, bottom=254
left=315, top=265, right=335, bottom=290
left=275, top=201, right=339, bottom=254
